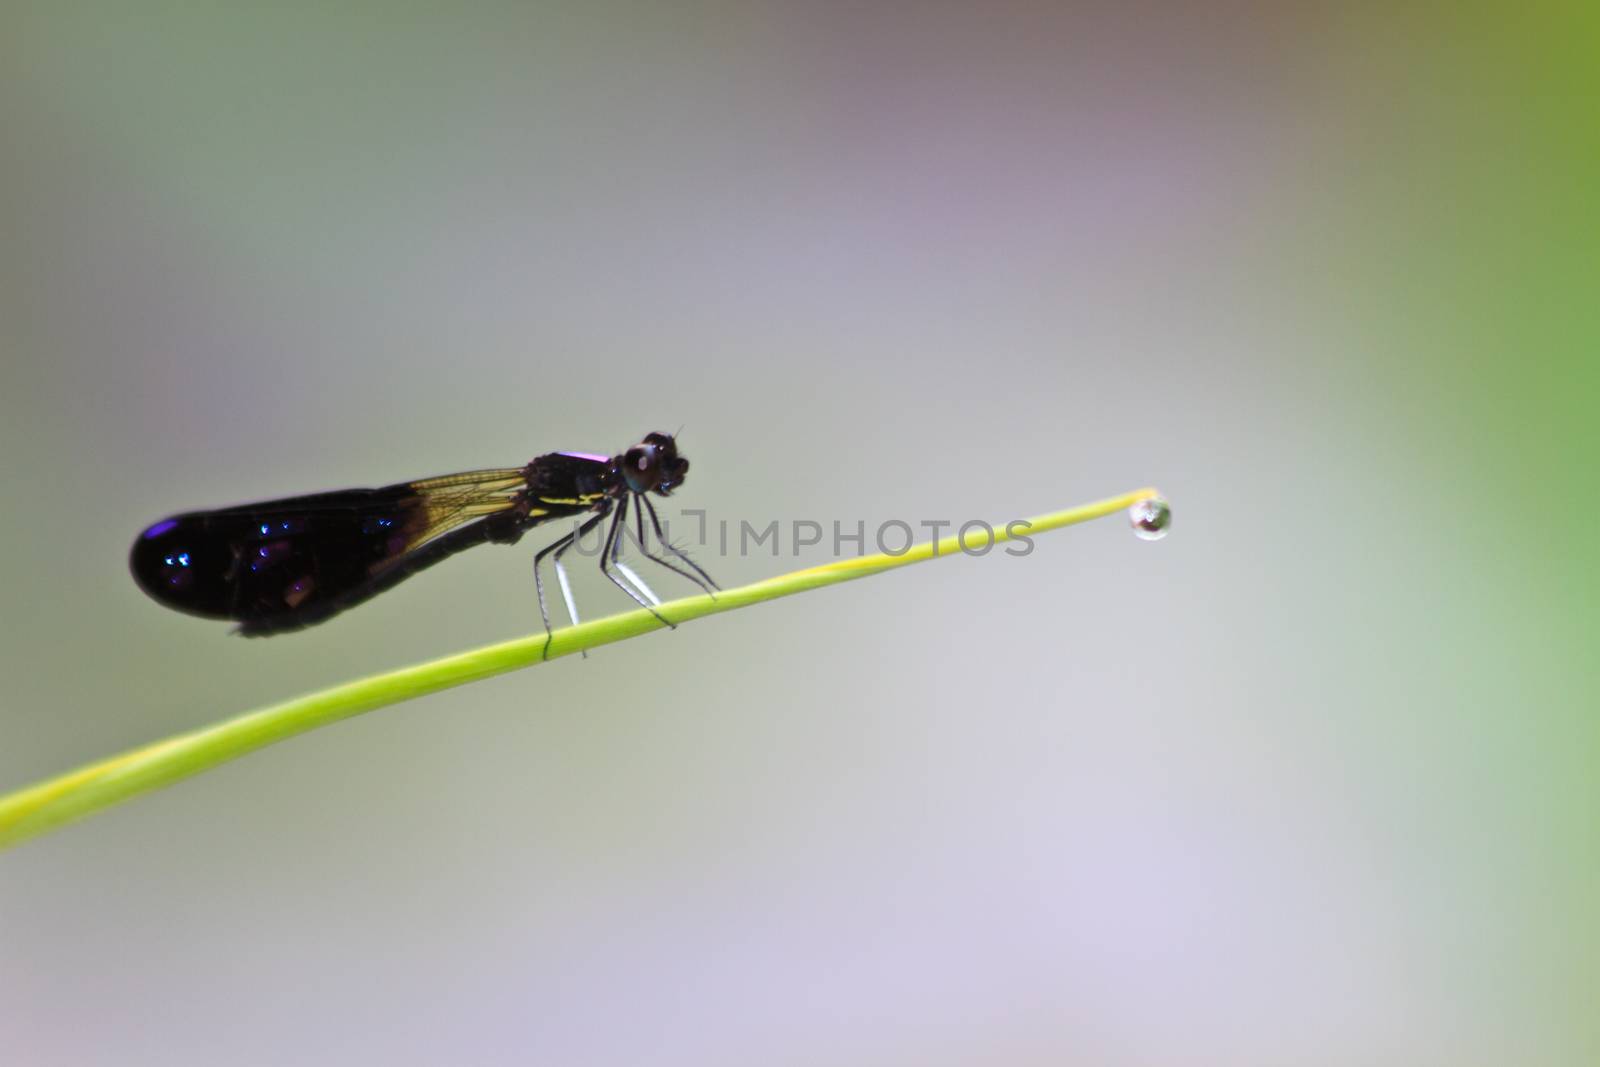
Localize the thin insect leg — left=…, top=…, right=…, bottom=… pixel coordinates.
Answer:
left=534, top=528, right=578, bottom=659
left=541, top=509, right=607, bottom=660
left=535, top=506, right=606, bottom=658
left=553, top=548, right=582, bottom=626
left=618, top=506, right=669, bottom=601
left=613, top=557, right=663, bottom=607
left=600, top=495, right=674, bottom=629
left=642, top=495, right=720, bottom=594
left=552, top=510, right=607, bottom=626
left=622, top=497, right=715, bottom=596
left=606, top=503, right=665, bottom=606
left=611, top=503, right=672, bottom=611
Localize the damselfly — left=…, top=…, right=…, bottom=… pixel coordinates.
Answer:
left=130, top=432, right=717, bottom=645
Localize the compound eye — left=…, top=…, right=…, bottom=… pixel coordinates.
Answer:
left=627, top=444, right=658, bottom=474
left=621, top=444, right=662, bottom=493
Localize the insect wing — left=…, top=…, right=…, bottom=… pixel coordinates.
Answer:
left=130, top=470, right=527, bottom=625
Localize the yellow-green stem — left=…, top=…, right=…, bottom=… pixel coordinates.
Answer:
left=0, top=488, right=1160, bottom=852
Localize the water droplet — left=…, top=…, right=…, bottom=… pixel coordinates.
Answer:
left=1129, top=497, right=1171, bottom=541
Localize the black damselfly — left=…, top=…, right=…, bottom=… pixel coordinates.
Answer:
left=130, top=432, right=717, bottom=646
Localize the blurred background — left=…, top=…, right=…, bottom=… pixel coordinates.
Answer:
left=2, top=2, right=1595, bottom=1064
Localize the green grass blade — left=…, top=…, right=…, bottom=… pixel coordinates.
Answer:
left=0, top=488, right=1161, bottom=852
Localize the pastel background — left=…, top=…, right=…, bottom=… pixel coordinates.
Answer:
left=2, top=3, right=1595, bottom=1064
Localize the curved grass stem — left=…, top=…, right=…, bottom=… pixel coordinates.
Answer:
left=0, top=488, right=1160, bottom=852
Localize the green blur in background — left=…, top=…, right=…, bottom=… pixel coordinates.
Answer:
left=1, top=2, right=1595, bottom=1064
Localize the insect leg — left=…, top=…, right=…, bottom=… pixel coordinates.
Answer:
left=536, top=508, right=609, bottom=660
left=599, top=495, right=674, bottom=629
left=641, top=495, right=720, bottom=594
left=535, top=505, right=605, bottom=659
left=619, top=497, right=705, bottom=597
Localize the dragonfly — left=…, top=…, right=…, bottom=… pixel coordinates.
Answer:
left=129, top=432, right=718, bottom=646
